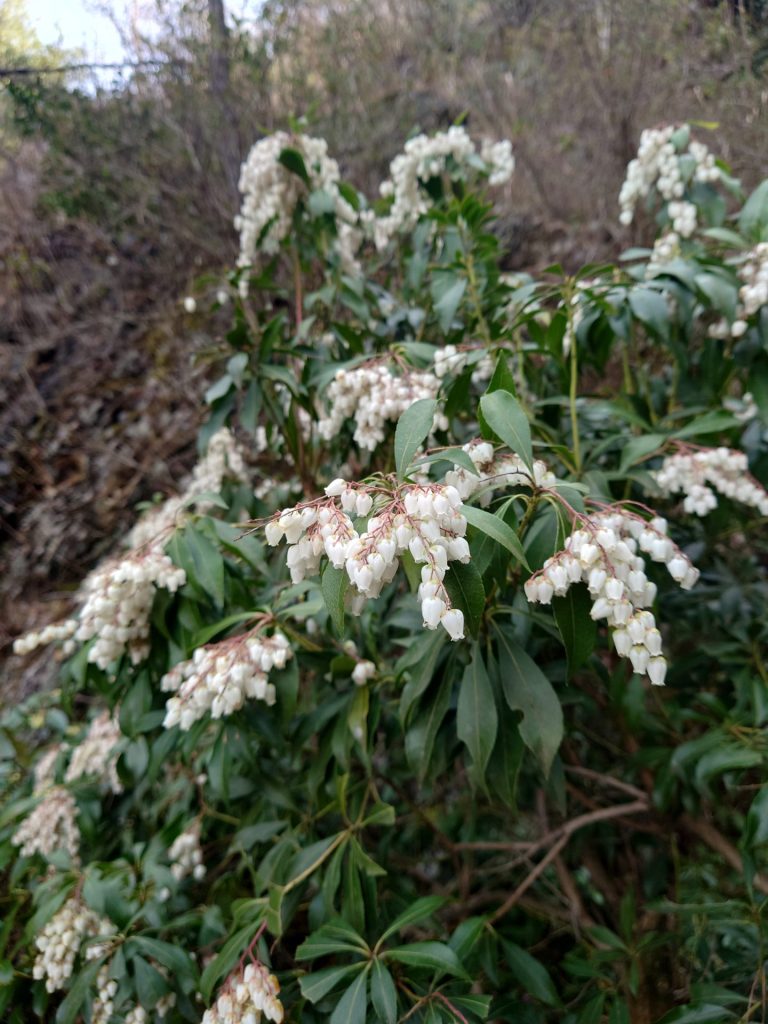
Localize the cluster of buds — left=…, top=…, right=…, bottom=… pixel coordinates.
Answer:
left=33, top=744, right=63, bottom=792
left=236, top=131, right=362, bottom=292
left=74, top=548, right=186, bottom=669
left=92, top=965, right=119, bottom=1024
left=265, top=479, right=470, bottom=640
left=352, top=659, right=376, bottom=686
left=717, top=242, right=768, bottom=339
left=65, top=711, right=123, bottom=794
left=168, top=822, right=206, bottom=882
left=646, top=231, right=682, bottom=277
left=433, top=344, right=493, bottom=383
left=32, top=896, right=113, bottom=992
left=13, top=785, right=80, bottom=861
left=128, top=428, right=249, bottom=549
left=371, top=126, right=513, bottom=248
left=524, top=508, right=700, bottom=685
left=653, top=445, right=768, bottom=517
left=317, top=360, right=446, bottom=451
left=12, top=619, right=77, bottom=657
left=619, top=124, right=719, bottom=232
left=443, top=441, right=555, bottom=506
left=203, top=961, right=284, bottom=1024
left=161, top=626, right=291, bottom=731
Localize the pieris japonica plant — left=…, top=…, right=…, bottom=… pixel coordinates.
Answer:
left=3, top=121, right=768, bottom=1024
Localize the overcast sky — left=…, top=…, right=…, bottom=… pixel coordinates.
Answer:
left=24, top=0, right=127, bottom=62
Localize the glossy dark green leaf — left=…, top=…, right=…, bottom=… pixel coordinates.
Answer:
left=370, top=961, right=398, bottom=1024
left=300, top=964, right=366, bottom=1004
left=553, top=584, right=596, bottom=674
left=322, top=564, right=348, bottom=634
left=457, top=645, right=498, bottom=787
left=384, top=941, right=468, bottom=978
left=462, top=504, right=529, bottom=568
left=479, top=390, right=533, bottom=470
left=330, top=968, right=369, bottom=1024
left=395, top=398, right=438, bottom=478
left=443, top=561, right=485, bottom=638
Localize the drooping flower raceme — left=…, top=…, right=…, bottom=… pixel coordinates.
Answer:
left=168, top=821, right=206, bottom=881
left=265, top=479, right=470, bottom=640
left=318, top=359, right=447, bottom=451
left=161, top=626, right=292, bottom=730
left=32, top=896, right=114, bottom=993
left=443, top=440, right=555, bottom=507
left=524, top=508, right=700, bottom=685
left=619, top=124, right=720, bottom=233
left=13, top=785, right=80, bottom=861
left=235, top=131, right=362, bottom=290
left=371, top=126, right=514, bottom=248
left=653, top=446, right=768, bottom=517
left=203, top=961, right=284, bottom=1024
left=64, top=711, right=123, bottom=794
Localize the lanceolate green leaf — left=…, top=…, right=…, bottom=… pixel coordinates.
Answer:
left=322, top=563, right=348, bottom=634
left=384, top=941, right=469, bottom=979
left=479, top=390, right=534, bottom=470
left=443, top=561, right=485, bottom=638
left=300, top=964, right=367, bottom=1004
left=377, top=896, right=447, bottom=945
left=553, top=584, right=596, bottom=675
left=371, top=961, right=398, bottom=1024
left=394, top=398, right=438, bottom=479
left=494, top=626, right=563, bottom=775
left=462, top=503, right=529, bottom=569
left=457, top=645, right=498, bottom=787
left=330, top=967, right=370, bottom=1024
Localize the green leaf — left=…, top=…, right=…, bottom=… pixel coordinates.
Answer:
left=495, top=627, right=563, bottom=775
left=618, top=434, right=666, bottom=473
left=133, top=955, right=168, bottom=1008
left=739, top=179, right=768, bottom=238
left=384, top=941, right=468, bottom=979
left=371, top=961, right=398, bottom=1024
left=300, top=964, right=366, bottom=1004
left=330, top=968, right=369, bottom=1024
left=504, top=942, right=560, bottom=1005
left=671, top=411, right=739, bottom=439
left=399, top=630, right=447, bottom=724
left=278, top=146, right=310, bottom=185
left=451, top=994, right=492, bottom=1018
left=406, top=675, right=452, bottom=782
left=296, top=919, right=369, bottom=960
left=322, top=564, right=348, bottom=634
left=553, top=584, right=597, bottom=674
left=457, top=645, right=498, bottom=787
left=627, top=287, right=669, bottom=341
left=443, top=561, right=485, bottom=638
left=462, top=504, right=529, bottom=569
left=479, top=390, right=534, bottom=470
left=55, top=958, right=103, bottom=1024
left=395, top=398, right=438, bottom=479
left=129, top=937, right=196, bottom=982
left=695, top=272, right=737, bottom=320
left=192, top=612, right=261, bottom=648
left=432, top=273, right=467, bottom=332
left=377, top=896, right=447, bottom=945
left=198, top=921, right=263, bottom=1001
left=414, top=447, right=480, bottom=476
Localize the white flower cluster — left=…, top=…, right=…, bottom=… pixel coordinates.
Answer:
left=161, top=628, right=292, bottom=730
left=64, top=711, right=123, bottom=794
left=352, top=659, right=376, bottom=686
left=372, top=126, right=514, bottom=249
left=619, top=125, right=719, bottom=232
left=128, top=428, right=249, bottom=549
left=75, top=547, right=186, bottom=670
left=203, top=962, right=284, bottom=1024
left=318, top=360, right=446, bottom=450
left=92, top=965, right=120, bottom=1024
left=13, top=785, right=80, bottom=861
left=653, top=446, right=768, bottom=516
left=235, top=131, right=362, bottom=291
left=168, top=822, right=206, bottom=882
left=433, top=344, right=493, bottom=383
left=13, top=430, right=246, bottom=669
left=646, top=231, right=682, bottom=277
left=525, top=509, right=700, bottom=685
left=12, top=619, right=77, bottom=657
left=723, top=391, right=758, bottom=424
left=32, top=896, right=113, bottom=992
left=444, top=441, right=555, bottom=507
left=33, top=744, right=63, bottom=792
left=266, top=480, right=469, bottom=640
left=721, top=242, right=768, bottom=339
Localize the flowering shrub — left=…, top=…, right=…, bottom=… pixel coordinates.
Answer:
left=3, top=122, right=768, bottom=1023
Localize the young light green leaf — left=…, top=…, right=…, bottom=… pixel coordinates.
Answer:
left=395, top=398, right=438, bottom=479
left=479, top=390, right=534, bottom=470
